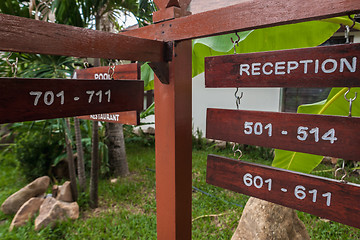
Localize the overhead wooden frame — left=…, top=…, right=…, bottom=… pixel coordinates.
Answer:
left=124, top=0, right=360, bottom=41
left=0, top=13, right=165, bottom=62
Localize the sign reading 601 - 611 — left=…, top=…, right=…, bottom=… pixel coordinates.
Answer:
left=0, top=78, right=144, bottom=124
left=206, top=109, right=360, bottom=161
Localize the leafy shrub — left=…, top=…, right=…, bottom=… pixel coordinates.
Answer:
left=15, top=132, right=64, bottom=180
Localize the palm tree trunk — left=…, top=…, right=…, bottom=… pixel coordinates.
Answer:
left=64, top=118, right=78, bottom=201
left=106, top=123, right=129, bottom=177
left=90, top=121, right=99, bottom=208
left=74, top=118, right=86, bottom=192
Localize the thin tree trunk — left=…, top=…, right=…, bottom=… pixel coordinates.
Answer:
left=90, top=121, right=99, bottom=208
left=74, top=118, right=86, bottom=192
left=64, top=118, right=78, bottom=201
left=107, top=123, right=129, bottom=177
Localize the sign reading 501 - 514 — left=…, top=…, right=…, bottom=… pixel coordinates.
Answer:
left=206, top=109, right=360, bottom=161
left=205, top=43, right=360, bottom=88
left=0, top=78, right=144, bottom=124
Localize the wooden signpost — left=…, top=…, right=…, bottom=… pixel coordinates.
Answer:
left=205, top=43, right=360, bottom=88
left=75, top=63, right=141, bottom=125
left=206, top=109, right=360, bottom=160
left=206, top=154, right=360, bottom=229
left=0, top=78, right=143, bottom=124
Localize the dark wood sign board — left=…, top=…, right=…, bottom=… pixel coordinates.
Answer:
left=0, top=78, right=144, bottom=124
left=205, top=43, right=360, bottom=88
left=206, top=154, right=360, bottom=229
left=75, top=63, right=141, bottom=125
left=206, top=109, right=360, bottom=161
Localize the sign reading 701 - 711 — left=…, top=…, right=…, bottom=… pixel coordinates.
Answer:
left=206, top=109, right=360, bottom=161
left=205, top=43, right=360, bottom=88
left=0, top=78, right=143, bottom=124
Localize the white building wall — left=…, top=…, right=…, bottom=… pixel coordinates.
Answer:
left=192, top=73, right=281, bottom=134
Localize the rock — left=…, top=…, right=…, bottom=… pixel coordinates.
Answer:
left=110, top=178, right=118, bottom=184
left=34, top=197, right=79, bottom=231
left=56, top=181, right=73, bottom=202
left=52, top=185, right=58, bottom=198
left=9, top=197, right=44, bottom=231
left=1, top=176, right=50, bottom=214
left=231, top=197, right=310, bottom=240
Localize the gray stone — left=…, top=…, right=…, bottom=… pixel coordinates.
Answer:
left=34, top=197, right=79, bottom=231
left=231, top=197, right=310, bottom=240
left=56, top=181, right=73, bottom=202
left=9, top=197, right=44, bottom=231
left=1, top=176, right=50, bottom=214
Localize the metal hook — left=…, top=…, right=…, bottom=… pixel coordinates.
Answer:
left=231, top=32, right=241, bottom=54
left=345, top=25, right=350, bottom=44
left=232, top=143, right=243, bottom=160
left=335, top=160, right=348, bottom=183
left=108, top=60, right=116, bottom=80
left=348, top=15, right=357, bottom=30
left=83, top=58, right=89, bottom=69
left=6, top=52, right=18, bottom=78
left=234, top=88, right=243, bottom=110
left=344, top=88, right=357, bottom=117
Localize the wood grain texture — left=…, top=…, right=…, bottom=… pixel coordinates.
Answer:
left=0, top=14, right=164, bottom=62
left=123, top=0, right=360, bottom=41
left=206, top=109, right=360, bottom=161
left=207, top=154, right=360, bottom=229
left=75, top=63, right=140, bottom=125
left=205, top=43, right=360, bottom=88
left=0, top=78, right=143, bottom=124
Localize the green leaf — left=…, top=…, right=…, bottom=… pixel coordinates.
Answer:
left=273, top=88, right=360, bottom=173
left=192, top=20, right=339, bottom=77
left=141, top=63, right=154, bottom=91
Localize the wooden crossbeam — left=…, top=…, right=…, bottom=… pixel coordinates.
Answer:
left=207, top=154, right=360, bottom=229
left=206, top=109, right=360, bottom=161
left=0, top=14, right=165, bottom=62
left=124, top=0, right=360, bottom=41
left=0, top=78, right=143, bottom=124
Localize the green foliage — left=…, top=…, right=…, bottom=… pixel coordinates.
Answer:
left=123, top=125, right=155, bottom=147
left=15, top=131, right=64, bottom=180
left=273, top=88, right=360, bottom=173
left=192, top=20, right=339, bottom=77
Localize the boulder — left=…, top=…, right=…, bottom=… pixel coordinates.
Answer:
left=1, top=176, right=50, bottom=214
left=34, top=197, right=79, bottom=231
left=9, top=197, right=44, bottom=231
left=231, top=197, right=310, bottom=240
left=56, top=181, right=73, bottom=202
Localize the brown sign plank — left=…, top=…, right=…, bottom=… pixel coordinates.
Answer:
left=205, top=44, right=360, bottom=88
left=124, top=0, right=360, bottom=41
left=0, top=78, right=143, bottom=124
left=206, top=109, right=360, bottom=160
left=0, top=13, right=164, bottom=62
left=75, top=63, right=141, bottom=125
left=207, top=154, right=360, bottom=229
left=75, top=63, right=140, bottom=80
left=77, top=111, right=139, bottom=125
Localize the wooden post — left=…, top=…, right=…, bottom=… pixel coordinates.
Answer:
left=155, top=40, right=192, bottom=239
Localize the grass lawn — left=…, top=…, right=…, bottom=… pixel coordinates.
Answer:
left=0, top=142, right=359, bottom=239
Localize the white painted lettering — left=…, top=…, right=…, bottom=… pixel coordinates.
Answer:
left=287, top=61, right=299, bottom=74
left=315, top=59, right=319, bottom=74
left=262, top=62, right=273, bottom=75
left=300, top=60, right=313, bottom=74
left=251, top=63, right=261, bottom=75
left=94, top=74, right=99, bottom=79
left=321, top=59, right=337, bottom=73
left=240, top=64, right=250, bottom=76
left=275, top=61, right=285, bottom=75
left=340, top=57, right=357, bottom=73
